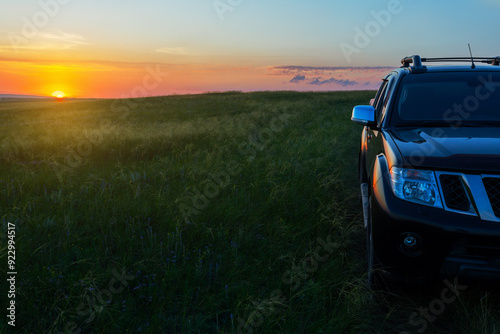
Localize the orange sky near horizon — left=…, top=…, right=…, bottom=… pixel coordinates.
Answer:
left=0, top=58, right=389, bottom=98
left=0, top=59, right=175, bottom=98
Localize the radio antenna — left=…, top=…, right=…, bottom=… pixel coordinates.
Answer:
left=468, top=43, right=476, bottom=69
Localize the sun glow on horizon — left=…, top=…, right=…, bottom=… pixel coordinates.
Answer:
left=52, top=91, right=66, bottom=99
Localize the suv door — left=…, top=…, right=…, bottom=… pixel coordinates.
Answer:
left=364, top=76, right=390, bottom=178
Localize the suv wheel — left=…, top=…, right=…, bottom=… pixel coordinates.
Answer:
left=366, top=196, right=379, bottom=287
left=366, top=195, right=394, bottom=289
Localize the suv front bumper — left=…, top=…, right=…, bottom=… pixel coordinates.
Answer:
left=371, top=169, right=500, bottom=280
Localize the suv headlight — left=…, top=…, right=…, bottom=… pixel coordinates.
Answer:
left=390, top=167, right=442, bottom=208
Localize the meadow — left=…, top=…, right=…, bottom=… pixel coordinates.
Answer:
left=0, top=91, right=499, bottom=333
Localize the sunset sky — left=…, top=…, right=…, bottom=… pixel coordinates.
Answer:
left=1, top=0, right=500, bottom=98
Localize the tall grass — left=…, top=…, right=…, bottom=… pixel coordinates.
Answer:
left=0, top=91, right=499, bottom=333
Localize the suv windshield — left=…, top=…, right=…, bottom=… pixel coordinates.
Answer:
left=392, top=72, right=500, bottom=126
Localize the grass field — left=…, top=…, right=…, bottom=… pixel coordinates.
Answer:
left=1, top=91, right=500, bottom=333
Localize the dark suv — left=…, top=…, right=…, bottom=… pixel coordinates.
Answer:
left=352, top=55, right=500, bottom=285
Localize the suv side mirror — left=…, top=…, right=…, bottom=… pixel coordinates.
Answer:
left=351, top=105, right=376, bottom=127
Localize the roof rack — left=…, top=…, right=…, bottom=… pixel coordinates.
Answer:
left=401, top=55, right=500, bottom=67
left=400, top=55, right=427, bottom=73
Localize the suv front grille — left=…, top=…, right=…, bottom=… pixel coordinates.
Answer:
left=452, top=236, right=500, bottom=258
left=483, top=177, right=500, bottom=217
left=439, top=174, right=471, bottom=212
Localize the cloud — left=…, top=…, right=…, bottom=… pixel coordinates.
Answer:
left=268, top=65, right=394, bottom=76
left=274, top=65, right=392, bottom=71
left=38, top=31, right=90, bottom=46
left=309, top=77, right=358, bottom=86
left=290, top=74, right=305, bottom=83
left=264, top=65, right=391, bottom=89
left=0, top=30, right=90, bottom=52
left=156, top=47, right=193, bottom=55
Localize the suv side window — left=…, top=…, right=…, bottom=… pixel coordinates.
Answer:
left=377, top=74, right=396, bottom=124
left=373, top=78, right=389, bottom=122
left=373, top=79, right=388, bottom=109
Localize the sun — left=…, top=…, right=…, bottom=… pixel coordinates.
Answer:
left=52, top=91, right=66, bottom=100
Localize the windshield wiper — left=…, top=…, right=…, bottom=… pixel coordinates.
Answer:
left=457, top=121, right=500, bottom=127
left=395, top=121, right=454, bottom=128
left=395, top=121, right=500, bottom=128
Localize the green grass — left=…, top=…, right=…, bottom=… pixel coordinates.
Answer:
left=0, top=91, right=499, bottom=333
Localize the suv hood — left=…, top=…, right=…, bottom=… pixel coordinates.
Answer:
left=390, top=127, right=500, bottom=172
